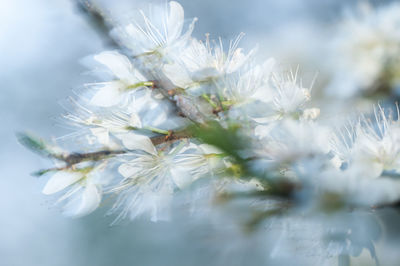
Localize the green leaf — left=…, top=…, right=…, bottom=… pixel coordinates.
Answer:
left=31, top=168, right=55, bottom=177
left=190, top=121, right=247, bottom=164
left=16, top=132, right=52, bottom=158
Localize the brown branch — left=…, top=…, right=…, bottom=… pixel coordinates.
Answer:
left=53, top=129, right=194, bottom=167
left=58, top=149, right=126, bottom=166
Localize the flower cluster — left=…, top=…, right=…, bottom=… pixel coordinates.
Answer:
left=19, top=1, right=400, bottom=229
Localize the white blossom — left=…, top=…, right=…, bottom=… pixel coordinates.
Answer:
left=163, top=34, right=257, bottom=89
left=329, top=2, right=400, bottom=96
left=224, top=58, right=276, bottom=106
left=42, top=163, right=108, bottom=217
left=108, top=139, right=218, bottom=222
left=20, top=1, right=400, bottom=247
left=113, top=1, right=197, bottom=59
left=332, top=105, right=400, bottom=179
left=86, top=51, right=151, bottom=107
left=63, top=90, right=170, bottom=147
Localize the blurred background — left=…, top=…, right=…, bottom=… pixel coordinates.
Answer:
left=1, top=0, right=400, bottom=265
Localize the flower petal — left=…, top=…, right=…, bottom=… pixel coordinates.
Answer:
left=63, top=184, right=101, bottom=217
left=42, top=171, right=84, bottom=195
left=119, top=133, right=157, bottom=155
left=94, top=51, right=134, bottom=82
left=163, top=63, right=192, bottom=88
left=167, top=1, right=184, bottom=42
left=90, top=82, right=122, bottom=107
left=170, top=167, right=193, bottom=189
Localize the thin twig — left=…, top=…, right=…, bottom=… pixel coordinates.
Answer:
left=51, top=129, right=194, bottom=166
left=59, top=149, right=126, bottom=166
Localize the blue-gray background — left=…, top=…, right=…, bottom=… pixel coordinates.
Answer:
left=0, top=0, right=396, bottom=265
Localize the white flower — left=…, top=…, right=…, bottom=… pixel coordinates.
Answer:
left=329, top=3, right=400, bottom=96
left=353, top=107, right=400, bottom=178
left=163, top=34, right=257, bottom=88
left=331, top=105, right=400, bottom=179
left=109, top=138, right=217, bottom=222
left=42, top=164, right=108, bottom=217
left=63, top=91, right=168, bottom=147
left=224, top=58, right=275, bottom=105
left=87, top=51, right=149, bottom=107
left=113, top=1, right=197, bottom=59
left=270, top=71, right=313, bottom=118
left=249, top=68, right=316, bottom=123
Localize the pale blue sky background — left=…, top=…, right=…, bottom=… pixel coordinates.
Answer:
left=1, top=0, right=399, bottom=265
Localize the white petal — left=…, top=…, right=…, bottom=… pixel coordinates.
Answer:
left=63, top=184, right=101, bottom=217
left=167, top=1, right=184, bottom=42
left=90, top=82, right=122, bottom=107
left=94, top=51, right=135, bottom=82
left=163, top=63, right=192, bottom=88
left=226, top=47, right=256, bottom=74
left=251, top=85, right=273, bottom=103
left=119, top=133, right=157, bottom=155
left=42, top=171, right=84, bottom=195
left=123, top=24, right=150, bottom=53
left=149, top=191, right=171, bottom=222
left=127, top=189, right=172, bottom=222
left=170, top=167, right=193, bottom=189
left=86, top=161, right=111, bottom=185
